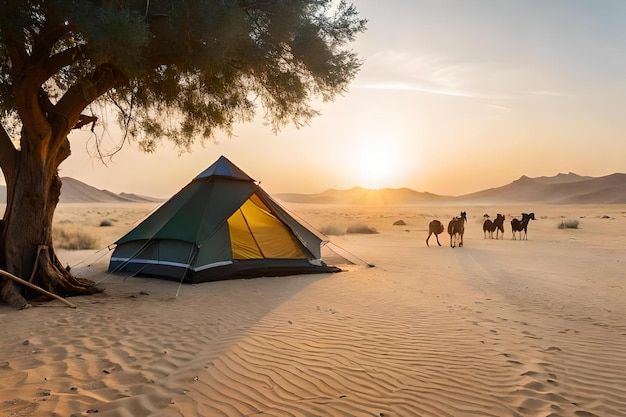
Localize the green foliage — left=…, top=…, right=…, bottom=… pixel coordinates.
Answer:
left=558, top=219, right=579, bottom=229
left=74, top=5, right=149, bottom=74
left=0, top=0, right=366, bottom=156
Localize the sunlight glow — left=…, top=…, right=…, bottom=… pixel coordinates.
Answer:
left=352, top=138, right=401, bottom=189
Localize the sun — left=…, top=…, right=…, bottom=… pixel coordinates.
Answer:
left=352, top=139, right=400, bottom=189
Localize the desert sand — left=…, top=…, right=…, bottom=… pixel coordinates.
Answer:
left=1, top=202, right=625, bottom=417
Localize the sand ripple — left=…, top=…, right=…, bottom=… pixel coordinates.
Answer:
left=2, top=205, right=626, bottom=416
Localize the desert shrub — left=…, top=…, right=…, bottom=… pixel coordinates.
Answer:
left=557, top=219, right=579, bottom=229
left=99, top=219, right=113, bottom=227
left=53, top=225, right=99, bottom=249
left=319, top=224, right=345, bottom=236
left=346, top=223, right=378, bottom=234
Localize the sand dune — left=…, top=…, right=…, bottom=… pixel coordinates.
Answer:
left=1, top=203, right=625, bottom=416
left=277, top=172, right=626, bottom=205
left=0, top=178, right=164, bottom=204
left=59, top=177, right=165, bottom=204
left=459, top=173, right=626, bottom=204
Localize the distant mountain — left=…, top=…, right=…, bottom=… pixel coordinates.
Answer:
left=459, top=172, right=626, bottom=204
left=0, top=177, right=163, bottom=204
left=2, top=172, right=624, bottom=205
left=59, top=177, right=164, bottom=203
left=276, top=186, right=453, bottom=205
left=513, top=172, right=594, bottom=185
left=277, top=173, right=626, bottom=205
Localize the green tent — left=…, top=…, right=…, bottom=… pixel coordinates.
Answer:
left=108, top=156, right=340, bottom=283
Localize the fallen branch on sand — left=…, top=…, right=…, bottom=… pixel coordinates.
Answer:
left=0, top=268, right=77, bottom=309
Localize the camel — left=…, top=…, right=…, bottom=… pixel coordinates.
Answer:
left=484, top=213, right=505, bottom=239
left=493, top=213, right=505, bottom=239
left=511, top=212, right=535, bottom=240
left=426, top=219, right=445, bottom=247
left=483, top=219, right=495, bottom=239
left=447, top=211, right=467, bottom=248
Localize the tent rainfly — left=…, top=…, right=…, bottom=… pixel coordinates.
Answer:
left=108, top=156, right=341, bottom=283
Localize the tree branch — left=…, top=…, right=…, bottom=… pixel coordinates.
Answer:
left=44, top=46, right=84, bottom=80
left=0, top=122, right=19, bottom=176
left=73, top=115, right=98, bottom=130
left=10, top=58, right=53, bottom=146
left=4, top=38, right=28, bottom=81
left=50, top=64, right=128, bottom=152
left=30, top=9, right=71, bottom=64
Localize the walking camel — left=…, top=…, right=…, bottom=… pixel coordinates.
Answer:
left=447, top=211, right=467, bottom=248
left=483, top=213, right=505, bottom=239
left=511, top=212, right=535, bottom=240
left=426, top=219, right=445, bottom=247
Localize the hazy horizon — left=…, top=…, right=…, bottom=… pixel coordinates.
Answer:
left=49, top=170, right=622, bottom=202
left=40, top=1, right=626, bottom=198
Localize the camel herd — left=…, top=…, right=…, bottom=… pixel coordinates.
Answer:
left=483, top=213, right=505, bottom=239
left=426, top=211, right=535, bottom=247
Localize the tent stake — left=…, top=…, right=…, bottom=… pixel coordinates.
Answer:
left=0, top=268, right=77, bottom=309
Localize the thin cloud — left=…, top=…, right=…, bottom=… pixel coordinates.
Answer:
left=357, top=49, right=516, bottom=100
left=351, top=81, right=513, bottom=101
left=484, top=103, right=512, bottom=112
left=527, top=90, right=576, bottom=98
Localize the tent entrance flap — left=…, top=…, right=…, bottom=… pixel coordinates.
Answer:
left=228, top=197, right=307, bottom=260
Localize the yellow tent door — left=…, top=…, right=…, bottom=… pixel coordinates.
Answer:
left=228, top=195, right=307, bottom=259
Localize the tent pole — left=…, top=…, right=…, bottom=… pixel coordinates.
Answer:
left=239, top=208, right=266, bottom=258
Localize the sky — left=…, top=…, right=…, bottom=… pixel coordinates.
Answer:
left=59, top=0, right=626, bottom=199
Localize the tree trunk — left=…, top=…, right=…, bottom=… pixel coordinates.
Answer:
left=0, top=150, right=101, bottom=309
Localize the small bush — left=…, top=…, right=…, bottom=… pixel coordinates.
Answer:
left=319, top=224, right=345, bottom=236
left=53, top=225, right=99, bottom=249
left=99, top=219, right=113, bottom=227
left=346, top=223, right=378, bottom=234
left=557, top=219, right=579, bottom=229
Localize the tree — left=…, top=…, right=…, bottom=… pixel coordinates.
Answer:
left=0, top=0, right=366, bottom=308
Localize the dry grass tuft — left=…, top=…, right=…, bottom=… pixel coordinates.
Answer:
left=558, top=219, right=579, bottom=229
left=346, top=223, right=378, bottom=234
left=319, top=224, right=346, bottom=236
left=53, top=225, right=100, bottom=249
left=320, top=222, right=378, bottom=235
